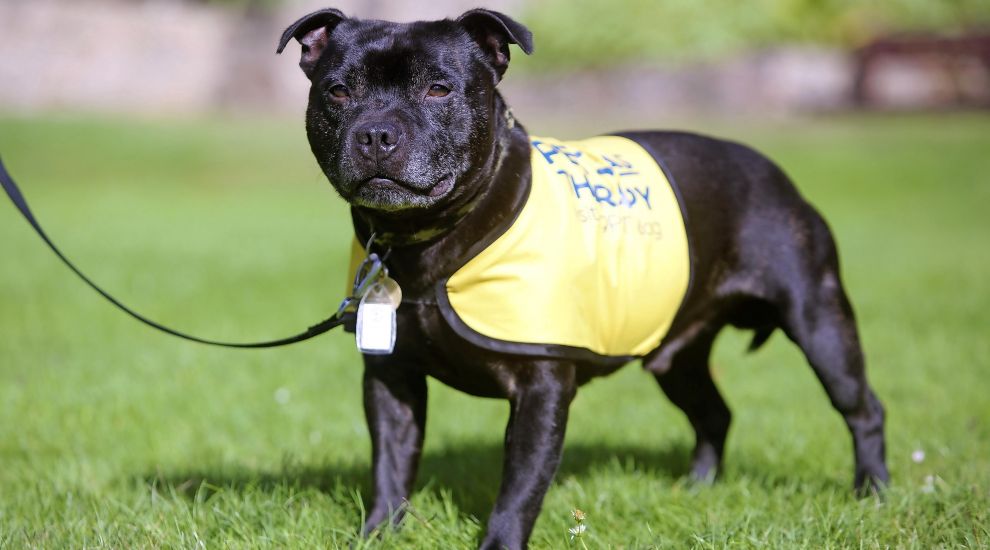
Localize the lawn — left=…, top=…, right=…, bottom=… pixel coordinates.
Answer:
left=1, top=112, right=988, bottom=548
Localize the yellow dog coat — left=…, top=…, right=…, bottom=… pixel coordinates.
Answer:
left=352, top=135, right=691, bottom=360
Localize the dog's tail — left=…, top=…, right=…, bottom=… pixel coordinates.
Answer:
left=748, top=326, right=775, bottom=352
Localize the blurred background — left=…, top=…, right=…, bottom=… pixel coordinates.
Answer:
left=1, top=1, right=989, bottom=547
left=1, top=0, right=989, bottom=119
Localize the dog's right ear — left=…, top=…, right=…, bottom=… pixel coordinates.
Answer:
left=276, top=8, right=346, bottom=78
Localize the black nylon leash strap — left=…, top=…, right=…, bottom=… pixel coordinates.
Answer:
left=0, top=155, right=350, bottom=348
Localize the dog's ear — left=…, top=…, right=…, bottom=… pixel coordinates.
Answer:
left=456, top=9, right=533, bottom=80
left=276, top=8, right=346, bottom=78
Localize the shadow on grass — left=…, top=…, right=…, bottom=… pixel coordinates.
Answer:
left=140, top=439, right=849, bottom=529
left=139, top=441, right=699, bottom=520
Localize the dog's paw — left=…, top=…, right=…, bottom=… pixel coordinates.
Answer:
left=854, top=470, right=890, bottom=499
left=688, top=465, right=719, bottom=486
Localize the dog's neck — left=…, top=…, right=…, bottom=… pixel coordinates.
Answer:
left=350, top=92, right=532, bottom=297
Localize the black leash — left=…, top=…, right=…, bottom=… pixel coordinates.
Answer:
left=0, top=155, right=358, bottom=349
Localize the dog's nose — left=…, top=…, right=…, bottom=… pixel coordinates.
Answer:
left=354, top=121, right=403, bottom=161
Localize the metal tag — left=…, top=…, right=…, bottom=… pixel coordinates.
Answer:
left=378, top=276, right=402, bottom=308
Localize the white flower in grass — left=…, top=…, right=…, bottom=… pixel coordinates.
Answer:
left=569, top=508, right=588, bottom=544
left=911, top=449, right=925, bottom=463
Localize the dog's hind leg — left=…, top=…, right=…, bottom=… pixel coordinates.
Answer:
left=648, top=332, right=731, bottom=482
left=778, top=242, right=889, bottom=494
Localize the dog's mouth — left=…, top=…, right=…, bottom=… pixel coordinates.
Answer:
left=360, top=174, right=452, bottom=197
left=352, top=174, right=454, bottom=210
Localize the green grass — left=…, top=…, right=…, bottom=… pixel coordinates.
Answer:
left=1, top=112, right=988, bottom=548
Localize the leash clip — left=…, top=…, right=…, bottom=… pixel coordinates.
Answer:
left=336, top=232, right=400, bottom=330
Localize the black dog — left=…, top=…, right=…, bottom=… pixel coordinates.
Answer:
left=277, top=8, right=889, bottom=549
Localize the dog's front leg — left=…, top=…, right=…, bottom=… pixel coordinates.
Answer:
left=481, top=360, right=577, bottom=550
left=361, top=355, right=427, bottom=536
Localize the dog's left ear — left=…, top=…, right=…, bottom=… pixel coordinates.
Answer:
left=457, top=9, right=534, bottom=80
left=276, top=8, right=347, bottom=79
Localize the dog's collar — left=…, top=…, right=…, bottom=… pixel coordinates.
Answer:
left=373, top=194, right=481, bottom=246
left=375, top=226, right=447, bottom=247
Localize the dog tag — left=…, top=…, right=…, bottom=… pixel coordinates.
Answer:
left=379, top=275, right=402, bottom=309
left=356, top=282, right=397, bottom=355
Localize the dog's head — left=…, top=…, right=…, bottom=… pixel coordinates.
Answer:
left=277, top=8, right=533, bottom=215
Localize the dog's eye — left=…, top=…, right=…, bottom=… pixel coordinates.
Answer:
left=427, top=84, right=451, bottom=98
left=328, top=85, right=350, bottom=99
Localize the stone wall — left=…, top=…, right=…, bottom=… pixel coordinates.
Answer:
left=0, top=0, right=522, bottom=115
left=0, top=0, right=234, bottom=113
